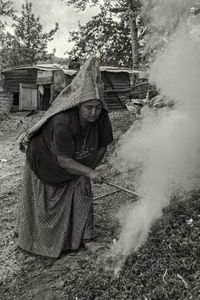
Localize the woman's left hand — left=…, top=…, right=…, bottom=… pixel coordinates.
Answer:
left=76, top=175, right=91, bottom=195
left=88, top=170, right=104, bottom=184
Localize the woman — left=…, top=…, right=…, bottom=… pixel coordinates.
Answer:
left=16, top=56, right=113, bottom=258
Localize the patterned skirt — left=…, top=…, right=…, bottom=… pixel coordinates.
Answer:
left=16, top=160, right=94, bottom=258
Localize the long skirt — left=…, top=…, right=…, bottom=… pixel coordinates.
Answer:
left=16, top=160, right=94, bottom=258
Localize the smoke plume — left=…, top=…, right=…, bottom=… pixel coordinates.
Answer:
left=141, top=0, right=200, bottom=60
left=110, top=1, right=200, bottom=262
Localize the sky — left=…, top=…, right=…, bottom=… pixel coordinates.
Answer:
left=12, top=0, right=100, bottom=57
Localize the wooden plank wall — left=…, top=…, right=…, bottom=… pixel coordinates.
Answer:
left=3, top=69, right=37, bottom=92
left=101, top=71, right=130, bottom=111
left=3, top=69, right=134, bottom=111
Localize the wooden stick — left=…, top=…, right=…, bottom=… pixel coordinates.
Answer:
left=93, top=189, right=119, bottom=201
left=102, top=179, right=141, bottom=197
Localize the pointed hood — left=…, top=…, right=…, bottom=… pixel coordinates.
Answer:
left=18, top=56, right=108, bottom=151
left=51, top=55, right=107, bottom=110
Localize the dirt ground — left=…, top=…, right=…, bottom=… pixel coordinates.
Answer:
left=0, top=110, right=200, bottom=300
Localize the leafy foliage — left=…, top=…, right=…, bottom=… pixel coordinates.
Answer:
left=0, top=0, right=14, bottom=17
left=62, top=0, right=100, bottom=10
left=0, top=0, right=15, bottom=45
left=68, top=10, right=133, bottom=67
left=62, top=0, right=140, bottom=13
left=1, top=0, right=58, bottom=68
left=64, top=0, right=200, bottom=67
left=65, top=1, right=144, bottom=67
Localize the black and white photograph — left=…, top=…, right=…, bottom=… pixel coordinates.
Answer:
left=1, top=0, right=200, bottom=299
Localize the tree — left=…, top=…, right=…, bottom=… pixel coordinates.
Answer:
left=0, top=0, right=13, bottom=15
left=63, top=0, right=143, bottom=68
left=68, top=9, right=133, bottom=67
left=0, top=0, right=15, bottom=45
left=1, top=0, right=58, bottom=67
left=106, top=0, right=142, bottom=67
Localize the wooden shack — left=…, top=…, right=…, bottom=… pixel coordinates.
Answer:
left=2, top=64, right=153, bottom=112
left=2, top=64, right=77, bottom=112
left=3, top=67, right=37, bottom=111
left=101, top=66, right=142, bottom=110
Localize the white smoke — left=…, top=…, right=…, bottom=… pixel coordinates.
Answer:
left=141, top=0, right=200, bottom=60
left=110, top=2, right=200, bottom=262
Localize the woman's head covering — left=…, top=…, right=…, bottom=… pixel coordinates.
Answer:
left=18, top=56, right=108, bottom=151
left=53, top=55, right=107, bottom=110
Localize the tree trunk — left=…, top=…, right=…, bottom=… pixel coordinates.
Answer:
left=110, top=0, right=140, bottom=69
left=129, top=16, right=139, bottom=69
left=129, top=0, right=140, bottom=69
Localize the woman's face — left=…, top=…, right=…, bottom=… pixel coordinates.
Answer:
left=79, top=99, right=102, bottom=123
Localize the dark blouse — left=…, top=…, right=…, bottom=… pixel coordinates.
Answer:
left=26, top=107, right=113, bottom=185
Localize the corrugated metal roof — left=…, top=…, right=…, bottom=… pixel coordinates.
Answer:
left=36, top=64, right=77, bottom=76
left=3, top=63, right=142, bottom=76
left=36, top=63, right=65, bottom=69
left=100, top=66, right=142, bottom=74
left=2, top=64, right=77, bottom=76
left=62, top=69, right=78, bottom=76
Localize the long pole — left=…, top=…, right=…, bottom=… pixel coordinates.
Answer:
left=102, top=179, right=141, bottom=198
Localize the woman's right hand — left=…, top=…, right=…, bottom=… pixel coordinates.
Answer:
left=88, top=170, right=104, bottom=184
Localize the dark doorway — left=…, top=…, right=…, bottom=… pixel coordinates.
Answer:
left=41, top=85, right=51, bottom=110
left=11, top=92, right=19, bottom=111
left=13, top=92, right=19, bottom=105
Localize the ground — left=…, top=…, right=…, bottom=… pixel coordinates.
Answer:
left=0, top=111, right=200, bottom=300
